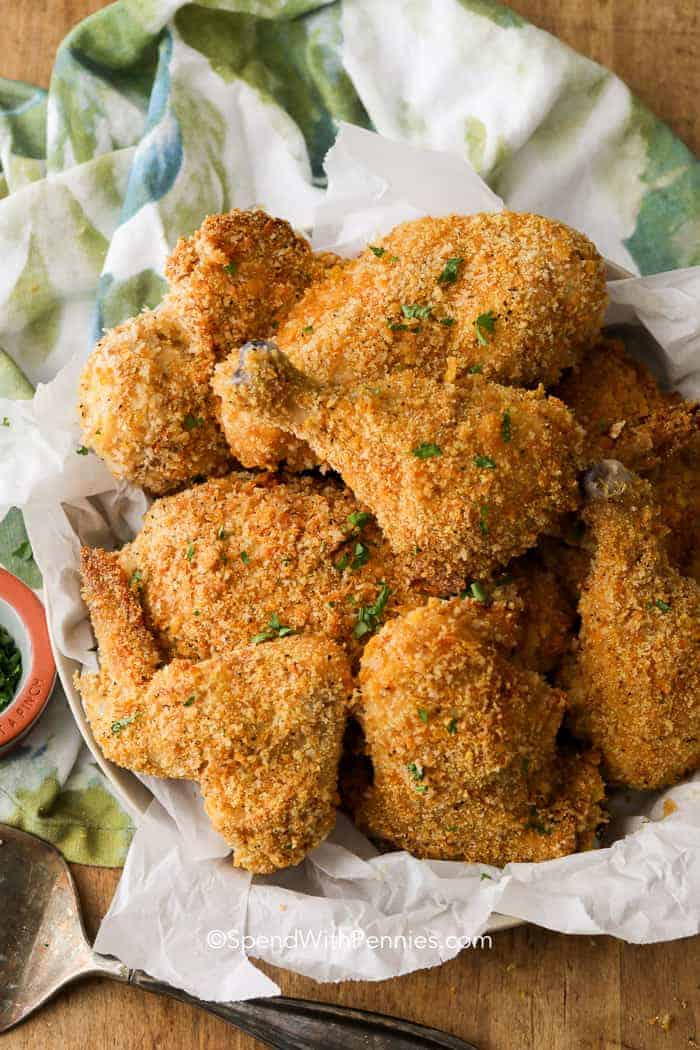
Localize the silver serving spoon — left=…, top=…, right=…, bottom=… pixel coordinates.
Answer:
left=0, top=825, right=476, bottom=1048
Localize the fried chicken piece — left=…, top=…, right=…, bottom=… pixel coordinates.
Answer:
left=554, top=337, right=699, bottom=472
left=78, top=303, right=231, bottom=495
left=352, top=598, right=604, bottom=865
left=563, top=461, right=700, bottom=789
left=537, top=535, right=592, bottom=606
left=118, top=472, right=425, bottom=668
left=220, top=211, right=606, bottom=471
left=647, top=433, right=700, bottom=581
left=219, top=344, right=584, bottom=590
left=77, top=547, right=352, bottom=873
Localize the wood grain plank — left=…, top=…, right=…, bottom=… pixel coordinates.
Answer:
left=1, top=2, right=699, bottom=1048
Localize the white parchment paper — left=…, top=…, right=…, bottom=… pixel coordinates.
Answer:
left=2, top=125, right=700, bottom=999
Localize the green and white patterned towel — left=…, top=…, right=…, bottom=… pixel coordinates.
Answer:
left=0, top=0, right=698, bottom=865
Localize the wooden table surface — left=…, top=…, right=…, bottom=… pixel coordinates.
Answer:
left=3, top=2, right=700, bottom=1048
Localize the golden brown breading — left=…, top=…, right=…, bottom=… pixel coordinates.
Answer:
left=220, top=345, right=584, bottom=589
left=537, top=534, right=592, bottom=606
left=77, top=547, right=352, bottom=873
left=507, top=554, right=577, bottom=674
left=166, top=209, right=337, bottom=472
left=165, top=209, right=323, bottom=358
left=352, top=598, right=604, bottom=865
left=563, top=462, right=700, bottom=789
left=78, top=303, right=231, bottom=495
left=118, top=471, right=426, bottom=668
left=553, top=337, right=699, bottom=472
left=646, top=433, right=700, bottom=581
left=218, top=211, right=606, bottom=471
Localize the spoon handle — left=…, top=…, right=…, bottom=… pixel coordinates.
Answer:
left=128, top=969, right=477, bottom=1049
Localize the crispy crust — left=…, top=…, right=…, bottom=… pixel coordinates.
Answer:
left=563, top=471, right=700, bottom=789
left=224, top=347, right=584, bottom=588
left=77, top=547, right=353, bottom=873
left=554, top=337, right=699, bottom=472
left=117, top=471, right=428, bottom=668
left=78, top=303, right=231, bottom=495
left=353, top=598, right=604, bottom=865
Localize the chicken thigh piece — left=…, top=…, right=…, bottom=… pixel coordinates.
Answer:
left=352, top=598, right=604, bottom=865
left=117, top=471, right=426, bottom=667
left=554, top=337, right=698, bottom=472
left=217, top=344, right=584, bottom=590
left=563, top=461, right=700, bottom=789
left=77, top=547, right=352, bottom=873
left=78, top=303, right=231, bottom=495
left=218, top=211, right=607, bottom=471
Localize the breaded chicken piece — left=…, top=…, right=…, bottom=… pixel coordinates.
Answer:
left=507, top=554, right=577, bottom=674
left=78, top=303, right=231, bottom=495
left=563, top=462, right=700, bottom=789
left=118, top=472, right=425, bottom=668
left=538, top=534, right=592, bottom=606
left=352, top=598, right=604, bottom=865
left=166, top=209, right=326, bottom=358
left=554, top=337, right=699, bottom=472
left=647, top=433, right=700, bottom=581
left=220, top=344, right=584, bottom=590
left=77, top=547, right=352, bottom=873
left=219, top=211, right=606, bottom=471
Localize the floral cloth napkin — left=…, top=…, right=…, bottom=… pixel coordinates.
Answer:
left=0, top=0, right=698, bottom=865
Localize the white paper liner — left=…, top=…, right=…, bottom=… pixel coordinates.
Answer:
left=2, top=124, right=700, bottom=998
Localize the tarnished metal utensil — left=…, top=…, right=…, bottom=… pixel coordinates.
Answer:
left=0, top=825, right=477, bottom=1048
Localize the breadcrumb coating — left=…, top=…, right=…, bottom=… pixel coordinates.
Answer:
left=353, top=598, right=604, bottom=865
left=647, top=434, right=700, bottom=581
left=77, top=547, right=352, bottom=873
left=78, top=303, right=231, bottom=494
left=554, top=337, right=699, bottom=471
left=223, top=344, right=584, bottom=589
left=118, top=471, right=426, bottom=667
left=563, top=463, right=700, bottom=789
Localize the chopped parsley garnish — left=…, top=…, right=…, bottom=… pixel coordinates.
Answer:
left=479, top=504, right=490, bottom=536
left=186, top=542, right=195, bottom=561
left=354, top=583, right=391, bottom=638
left=251, top=613, right=297, bottom=645
left=480, top=872, right=492, bottom=881
left=387, top=318, right=410, bottom=332
left=348, top=511, right=372, bottom=532
left=417, top=707, right=429, bottom=723
left=437, top=256, right=464, bottom=285
left=351, top=541, right=370, bottom=570
left=412, top=442, right=442, bottom=459
left=130, top=570, right=142, bottom=587
left=217, top=527, right=228, bottom=540
left=468, top=363, right=483, bottom=374
left=447, top=718, right=458, bottom=735
left=336, top=552, right=350, bottom=572
left=240, top=550, right=250, bottom=564
left=12, top=540, right=32, bottom=561
left=474, top=310, right=497, bottom=345
left=183, top=695, right=196, bottom=707
left=401, top=302, right=433, bottom=320
left=111, top=714, right=136, bottom=735
left=369, top=245, right=386, bottom=257
left=302, top=324, right=314, bottom=335
left=0, top=625, right=22, bottom=713
left=474, top=454, right=496, bottom=470
left=501, top=410, right=512, bottom=443
left=1, top=417, right=10, bottom=427
left=467, top=580, right=489, bottom=603
left=439, top=316, right=456, bottom=326
left=224, top=261, right=238, bottom=276
left=493, top=574, right=514, bottom=588
left=653, top=598, right=671, bottom=613
left=76, top=446, right=89, bottom=455
left=407, top=761, right=428, bottom=793
left=183, top=413, right=203, bottom=431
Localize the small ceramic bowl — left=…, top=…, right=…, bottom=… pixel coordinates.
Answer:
left=0, top=567, right=56, bottom=756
